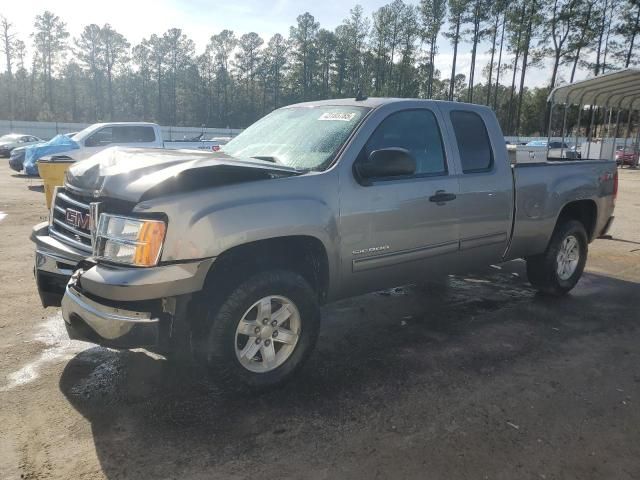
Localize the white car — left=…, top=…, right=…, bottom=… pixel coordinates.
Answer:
left=0, top=133, right=43, bottom=157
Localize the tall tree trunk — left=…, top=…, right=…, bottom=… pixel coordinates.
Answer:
left=157, top=63, right=162, bottom=122
left=486, top=15, right=499, bottom=106
left=626, top=6, right=640, bottom=67
left=449, top=15, right=461, bottom=101
left=107, top=68, right=114, bottom=121
left=507, top=23, right=523, bottom=134
left=516, top=4, right=535, bottom=135
left=602, top=0, right=615, bottom=73
left=468, top=2, right=481, bottom=103
left=550, top=51, right=561, bottom=90
left=493, top=12, right=506, bottom=111
left=427, top=32, right=438, bottom=98
left=595, top=0, right=609, bottom=74
left=2, top=28, right=13, bottom=118
left=570, top=1, right=594, bottom=81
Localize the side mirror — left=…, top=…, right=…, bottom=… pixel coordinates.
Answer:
left=355, top=147, right=416, bottom=183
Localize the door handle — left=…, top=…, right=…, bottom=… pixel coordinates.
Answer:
left=429, top=190, right=457, bottom=204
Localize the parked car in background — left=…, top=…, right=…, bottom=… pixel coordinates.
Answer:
left=615, top=146, right=639, bottom=166
left=0, top=134, right=43, bottom=157
left=31, top=98, right=618, bottom=389
left=525, top=140, right=570, bottom=149
left=9, top=132, right=77, bottom=173
left=23, top=122, right=222, bottom=176
left=521, top=140, right=578, bottom=160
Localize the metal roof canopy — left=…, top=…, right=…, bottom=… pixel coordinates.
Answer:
left=548, top=68, right=640, bottom=109
left=541, top=68, right=640, bottom=164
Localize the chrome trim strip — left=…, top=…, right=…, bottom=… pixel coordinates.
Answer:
left=64, top=285, right=157, bottom=324
left=35, top=249, right=76, bottom=276
left=52, top=218, right=92, bottom=240
left=97, top=235, right=143, bottom=246
left=460, top=232, right=508, bottom=250
left=49, top=228, right=93, bottom=252
left=63, top=181, right=101, bottom=198
left=54, top=205, right=66, bottom=215
left=352, top=240, right=459, bottom=272
left=57, top=191, right=90, bottom=210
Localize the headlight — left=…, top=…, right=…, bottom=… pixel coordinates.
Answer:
left=94, top=214, right=166, bottom=267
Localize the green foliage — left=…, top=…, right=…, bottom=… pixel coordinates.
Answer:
left=0, top=2, right=637, bottom=135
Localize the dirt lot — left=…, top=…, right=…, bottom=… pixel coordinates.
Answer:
left=0, top=161, right=639, bottom=480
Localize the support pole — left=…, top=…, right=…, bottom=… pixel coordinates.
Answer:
left=560, top=103, right=568, bottom=159
left=546, top=103, right=554, bottom=160
left=586, top=106, right=597, bottom=160
left=604, top=107, right=613, bottom=160
left=622, top=108, right=633, bottom=166
left=612, top=109, right=621, bottom=161
left=575, top=104, right=583, bottom=158
left=634, top=117, right=640, bottom=168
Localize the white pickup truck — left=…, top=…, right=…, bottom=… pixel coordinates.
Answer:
left=60, top=122, right=221, bottom=160
left=22, top=122, right=222, bottom=175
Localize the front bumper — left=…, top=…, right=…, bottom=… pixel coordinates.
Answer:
left=31, top=221, right=86, bottom=307
left=60, top=257, right=214, bottom=349
left=62, top=282, right=161, bottom=347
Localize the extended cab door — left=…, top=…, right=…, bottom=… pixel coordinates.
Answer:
left=81, top=125, right=159, bottom=160
left=436, top=105, right=514, bottom=267
left=338, top=105, right=461, bottom=297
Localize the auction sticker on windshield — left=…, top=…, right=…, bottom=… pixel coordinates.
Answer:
left=318, top=112, right=357, bottom=121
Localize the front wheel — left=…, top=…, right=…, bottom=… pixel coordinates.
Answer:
left=526, top=220, right=588, bottom=296
left=200, top=270, right=320, bottom=390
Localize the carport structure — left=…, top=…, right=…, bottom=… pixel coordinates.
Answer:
left=547, top=68, right=640, bottom=165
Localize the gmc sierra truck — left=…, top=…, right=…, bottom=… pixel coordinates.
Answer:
left=30, top=98, right=617, bottom=389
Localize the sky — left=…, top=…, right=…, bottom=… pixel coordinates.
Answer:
left=9, top=0, right=591, bottom=89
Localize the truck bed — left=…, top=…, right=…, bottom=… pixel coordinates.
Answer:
left=505, top=159, right=617, bottom=261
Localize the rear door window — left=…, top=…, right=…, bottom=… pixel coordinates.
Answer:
left=113, top=126, right=156, bottom=143
left=450, top=111, right=494, bottom=173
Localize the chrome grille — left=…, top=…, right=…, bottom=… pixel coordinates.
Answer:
left=49, top=188, right=93, bottom=253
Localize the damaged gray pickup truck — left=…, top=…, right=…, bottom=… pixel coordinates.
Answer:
left=31, top=98, right=617, bottom=388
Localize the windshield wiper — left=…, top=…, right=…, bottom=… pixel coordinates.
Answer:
left=251, top=155, right=281, bottom=164
left=249, top=155, right=310, bottom=174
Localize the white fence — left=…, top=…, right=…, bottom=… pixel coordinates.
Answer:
left=506, top=136, right=633, bottom=146
left=2, top=120, right=633, bottom=148
left=0, top=120, right=242, bottom=141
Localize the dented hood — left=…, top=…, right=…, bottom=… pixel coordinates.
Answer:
left=64, top=146, right=302, bottom=203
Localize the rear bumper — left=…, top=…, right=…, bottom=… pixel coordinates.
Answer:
left=599, top=215, right=615, bottom=238
left=9, top=155, right=24, bottom=172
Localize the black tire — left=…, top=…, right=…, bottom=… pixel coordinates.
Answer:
left=526, top=219, right=588, bottom=296
left=199, top=270, right=320, bottom=390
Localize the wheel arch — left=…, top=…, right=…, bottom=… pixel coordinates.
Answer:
left=203, top=235, right=331, bottom=303
left=554, top=199, right=598, bottom=241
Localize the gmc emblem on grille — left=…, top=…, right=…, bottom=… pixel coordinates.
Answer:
left=65, top=208, right=90, bottom=230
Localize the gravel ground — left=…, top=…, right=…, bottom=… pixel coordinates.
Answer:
left=0, top=162, right=639, bottom=480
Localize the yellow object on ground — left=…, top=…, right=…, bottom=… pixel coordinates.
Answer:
left=38, top=159, right=74, bottom=209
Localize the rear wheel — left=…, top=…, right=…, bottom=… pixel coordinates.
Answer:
left=526, top=220, right=588, bottom=296
left=199, top=270, right=320, bottom=390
